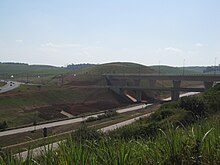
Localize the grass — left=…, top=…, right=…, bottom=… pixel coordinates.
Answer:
left=0, top=82, right=6, bottom=87
left=0, top=86, right=83, bottom=108
left=150, top=65, right=200, bottom=74
left=0, top=111, right=219, bottom=164
left=1, top=115, right=219, bottom=164
left=75, top=62, right=157, bottom=75
left=0, top=104, right=157, bottom=150
left=0, top=63, right=69, bottom=76
left=0, top=85, right=84, bottom=126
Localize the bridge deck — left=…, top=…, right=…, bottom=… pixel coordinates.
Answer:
left=112, top=86, right=205, bottom=92
left=106, top=74, right=220, bottom=81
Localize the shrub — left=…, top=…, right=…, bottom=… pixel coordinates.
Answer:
left=71, top=125, right=103, bottom=142
left=150, top=109, right=175, bottom=122
left=0, top=121, right=8, bottom=131
left=85, top=109, right=118, bottom=123
left=179, top=96, right=207, bottom=117
left=203, top=84, right=220, bottom=112
left=160, top=101, right=179, bottom=109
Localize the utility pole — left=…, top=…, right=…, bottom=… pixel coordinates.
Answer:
left=26, top=73, right=29, bottom=83
left=61, top=74, right=64, bottom=86
left=214, top=57, right=217, bottom=75
left=158, top=61, right=161, bottom=75
left=182, top=59, right=185, bottom=75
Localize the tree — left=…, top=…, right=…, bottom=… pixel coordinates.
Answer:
left=0, top=121, right=8, bottom=131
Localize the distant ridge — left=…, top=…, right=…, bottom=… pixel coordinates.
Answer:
left=75, top=62, right=157, bottom=75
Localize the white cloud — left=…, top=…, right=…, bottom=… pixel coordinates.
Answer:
left=195, top=43, right=203, bottom=47
left=15, top=40, right=23, bottom=43
left=41, top=42, right=82, bottom=48
left=160, top=47, right=183, bottom=53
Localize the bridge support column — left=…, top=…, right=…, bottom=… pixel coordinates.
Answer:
left=136, top=90, right=142, bottom=102
left=203, top=81, right=213, bottom=91
left=134, top=79, right=140, bottom=86
left=148, top=80, right=156, bottom=98
left=171, top=80, right=181, bottom=101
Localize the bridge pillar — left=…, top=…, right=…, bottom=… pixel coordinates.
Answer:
left=171, top=80, right=181, bottom=101
left=203, top=81, right=214, bottom=91
left=148, top=80, right=156, bottom=98
left=134, top=79, right=140, bottom=86
left=136, top=90, right=142, bottom=102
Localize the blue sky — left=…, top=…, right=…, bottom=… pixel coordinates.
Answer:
left=0, top=0, right=219, bottom=66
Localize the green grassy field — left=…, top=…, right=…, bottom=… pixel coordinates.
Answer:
left=0, top=85, right=84, bottom=127
left=75, top=62, right=157, bottom=75
left=0, top=63, right=67, bottom=75
left=0, top=82, right=6, bottom=87
left=150, top=65, right=200, bottom=74
left=0, top=63, right=73, bottom=85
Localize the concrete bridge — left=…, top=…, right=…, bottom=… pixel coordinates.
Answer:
left=105, top=74, right=220, bottom=101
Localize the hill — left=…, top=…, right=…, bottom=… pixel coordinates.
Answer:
left=184, top=66, right=206, bottom=73
left=150, top=65, right=199, bottom=74
left=64, top=62, right=157, bottom=87
left=0, top=62, right=66, bottom=76
left=75, top=62, right=157, bottom=75
left=151, top=65, right=220, bottom=74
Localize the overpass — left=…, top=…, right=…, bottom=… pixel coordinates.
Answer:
left=105, top=74, right=220, bottom=101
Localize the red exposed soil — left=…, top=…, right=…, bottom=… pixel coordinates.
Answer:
left=33, top=101, right=127, bottom=120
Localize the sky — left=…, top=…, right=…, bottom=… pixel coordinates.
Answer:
left=0, top=0, right=220, bottom=67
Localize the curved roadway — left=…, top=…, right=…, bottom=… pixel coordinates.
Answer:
left=0, top=104, right=148, bottom=137
left=0, top=80, right=22, bottom=93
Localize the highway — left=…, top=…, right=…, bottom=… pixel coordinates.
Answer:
left=99, top=112, right=152, bottom=133
left=0, top=80, right=22, bottom=93
left=0, top=104, right=147, bottom=137
left=14, top=110, right=152, bottom=161
left=162, top=92, right=200, bottom=101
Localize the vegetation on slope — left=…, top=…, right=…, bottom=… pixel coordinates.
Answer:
left=0, top=63, right=68, bottom=76
left=75, top=62, right=157, bottom=75
left=150, top=65, right=199, bottom=74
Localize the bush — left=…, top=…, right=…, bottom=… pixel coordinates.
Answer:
left=179, top=96, right=207, bottom=117
left=203, top=84, right=220, bottom=112
left=111, top=121, right=160, bottom=140
left=150, top=109, right=175, bottom=122
left=160, top=101, right=179, bottom=109
left=85, top=109, right=118, bottom=123
left=0, top=121, right=8, bottom=131
left=71, top=125, right=103, bottom=142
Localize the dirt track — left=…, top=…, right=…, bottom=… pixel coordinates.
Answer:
left=33, top=101, right=127, bottom=120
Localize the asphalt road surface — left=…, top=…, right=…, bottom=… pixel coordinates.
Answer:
left=99, top=112, right=152, bottom=133
left=0, top=80, right=22, bottom=93
left=14, top=112, right=153, bottom=161
left=162, top=92, right=200, bottom=101
left=0, top=104, right=147, bottom=137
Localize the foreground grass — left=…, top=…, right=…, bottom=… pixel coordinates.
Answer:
left=0, top=115, right=219, bottom=165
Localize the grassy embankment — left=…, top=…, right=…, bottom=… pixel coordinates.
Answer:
left=0, top=85, right=84, bottom=127
left=0, top=63, right=72, bottom=84
left=0, top=105, right=157, bottom=153
left=1, top=84, right=219, bottom=164
left=0, top=82, right=6, bottom=87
